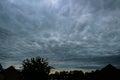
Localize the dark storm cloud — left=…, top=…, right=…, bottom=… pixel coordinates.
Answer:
left=0, top=0, right=120, bottom=69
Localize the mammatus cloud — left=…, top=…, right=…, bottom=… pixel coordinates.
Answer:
left=0, top=0, right=120, bottom=69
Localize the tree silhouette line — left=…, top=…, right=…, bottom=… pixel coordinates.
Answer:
left=0, top=56, right=120, bottom=80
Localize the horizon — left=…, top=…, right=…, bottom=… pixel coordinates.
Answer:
left=1, top=63, right=119, bottom=74
left=1, top=62, right=119, bottom=73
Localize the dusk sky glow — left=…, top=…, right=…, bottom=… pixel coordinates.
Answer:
left=0, top=0, right=120, bottom=69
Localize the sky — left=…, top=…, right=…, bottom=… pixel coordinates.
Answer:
left=0, top=0, right=120, bottom=69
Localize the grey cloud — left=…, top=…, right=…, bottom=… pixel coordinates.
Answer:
left=0, top=0, right=120, bottom=69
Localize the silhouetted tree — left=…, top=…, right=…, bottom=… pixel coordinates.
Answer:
left=0, top=64, right=4, bottom=80
left=22, top=57, right=53, bottom=80
left=0, top=64, right=3, bottom=72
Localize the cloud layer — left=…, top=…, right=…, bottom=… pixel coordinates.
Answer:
left=0, top=0, right=120, bottom=69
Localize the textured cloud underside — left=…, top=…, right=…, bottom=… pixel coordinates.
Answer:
left=0, top=0, right=120, bottom=69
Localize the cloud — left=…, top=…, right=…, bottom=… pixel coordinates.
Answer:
left=0, top=0, right=120, bottom=69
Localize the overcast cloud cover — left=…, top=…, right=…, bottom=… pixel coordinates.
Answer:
left=0, top=0, right=120, bottom=69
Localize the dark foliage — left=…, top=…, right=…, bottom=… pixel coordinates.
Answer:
left=22, top=57, right=53, bottom=80
left=49, top=64, right=120, bottom=80
left=0, top=64, right=3, bottom=72
left=0, top=59, right=120, bottom=80
left=50, top=70, right=85, bottom=80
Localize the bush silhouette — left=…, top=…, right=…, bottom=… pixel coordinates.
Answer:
left=0, top=64, right=3, bottom=72
left=22, top=57, right=53, bottom=80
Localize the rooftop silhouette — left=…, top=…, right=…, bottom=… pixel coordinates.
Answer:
left=101, top=64, right=118, bottom=72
